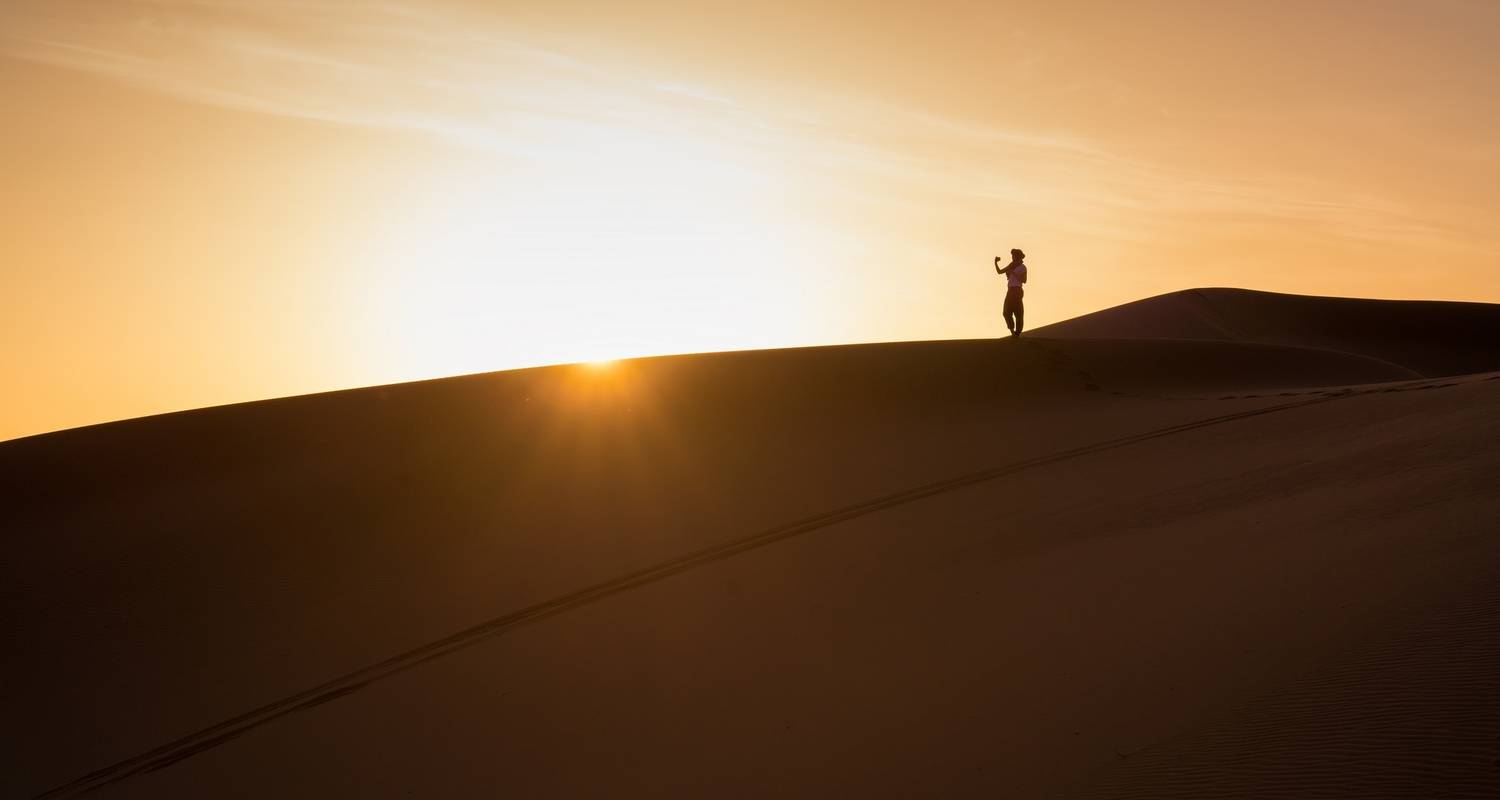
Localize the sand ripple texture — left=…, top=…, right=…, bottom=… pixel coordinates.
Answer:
left=1075, top=570, right=1500, bottom=799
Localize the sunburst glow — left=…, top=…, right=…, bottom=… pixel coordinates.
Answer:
left=353, top=118, right=839, bottom=377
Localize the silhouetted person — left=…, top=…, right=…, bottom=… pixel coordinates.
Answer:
left=995, top=248, right=1028, bottom=336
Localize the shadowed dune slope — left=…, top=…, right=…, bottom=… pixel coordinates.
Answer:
left=1033, top=287, right=1500, bottom=377
left=3, top=290, right=1499, bottom=798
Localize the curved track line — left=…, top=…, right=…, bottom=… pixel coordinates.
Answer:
left=38, top=392, right=1348, bottom=798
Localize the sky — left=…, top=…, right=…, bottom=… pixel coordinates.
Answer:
left=3, top=0, right=1498, bottom=441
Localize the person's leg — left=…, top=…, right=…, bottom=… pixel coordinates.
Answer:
left=1015, top=289, right=1024, bottom=335
left=1003, top=288, right=1022, bottom=336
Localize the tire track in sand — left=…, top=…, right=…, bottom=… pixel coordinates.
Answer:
left=39, top=391, right=1359, bottom=798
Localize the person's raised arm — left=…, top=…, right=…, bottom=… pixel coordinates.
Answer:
left=995, top=256, right=1014, bottom=275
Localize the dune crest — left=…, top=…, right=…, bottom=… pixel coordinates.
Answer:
left=1035, top=287, right=1500, bottom=377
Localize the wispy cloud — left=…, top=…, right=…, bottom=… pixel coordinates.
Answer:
left=1, top=0, right=1475, bottom=252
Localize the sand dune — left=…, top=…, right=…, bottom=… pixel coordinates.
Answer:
left=1036, top=287, right=1500, bottom=377
left=4, top=289, right=1499, bottom=798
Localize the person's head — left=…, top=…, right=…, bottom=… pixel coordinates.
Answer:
left=1011, top=248, right=1025, bottom=261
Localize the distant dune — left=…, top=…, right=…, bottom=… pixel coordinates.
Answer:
left=4, top=289, right=1499, bottom=798
left=1035, top=287, right=1500, bottom=377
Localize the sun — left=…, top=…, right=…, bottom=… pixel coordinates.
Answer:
left=353, top=114, right=837, bottom=383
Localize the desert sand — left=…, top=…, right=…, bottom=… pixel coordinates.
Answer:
left=4, top=288, right=1499, bottom=798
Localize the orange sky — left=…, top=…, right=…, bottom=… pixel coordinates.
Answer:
left=3, top=0, right=1498, bottom=441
